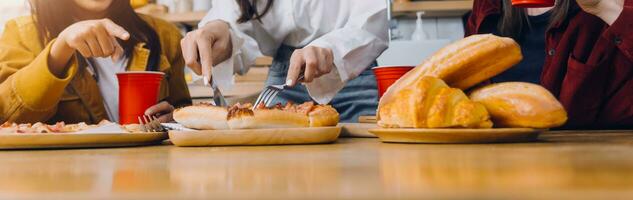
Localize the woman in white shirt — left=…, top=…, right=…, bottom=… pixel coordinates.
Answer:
left=181, top=0, right=388, bottom=122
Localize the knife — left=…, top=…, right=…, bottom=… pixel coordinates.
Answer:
left=160, top=123, right=196, bottom=131
left=205, top=75, right=228, bottom=107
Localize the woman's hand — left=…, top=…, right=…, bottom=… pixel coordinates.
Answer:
left=286, top=46, right=334, bottom=86
left=181, top=20, right=232, bottom=84
left=49, top=19, right=130, bottom=77
left=576, top=0, right=624, bottom=25
left=144, top=101, right=175, bottom=123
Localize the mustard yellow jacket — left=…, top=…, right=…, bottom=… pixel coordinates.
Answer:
left=0, top=15, right=191, bottom=124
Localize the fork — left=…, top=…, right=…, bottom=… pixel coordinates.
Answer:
left=252, top=74, right=304, bottom=109
left=138, top=115, right=167, bottom=132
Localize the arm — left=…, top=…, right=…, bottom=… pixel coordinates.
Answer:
left=199, top=0, right=263, bottom=75
left=602, top=6, right=633, bottom=61
left=0, top=18, right=129, bottom=123
left=0, top=20, right=79, bottom=123
left=304, top=0, right=389, bottom=104
left=182, top=0, right=263, bottom=90
left=576, top=0, right=631, bottom=58
left=558, top=5, right=633, bottom=127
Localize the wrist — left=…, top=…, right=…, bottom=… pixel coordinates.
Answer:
left=51, top=38, right=72, bottom=55
left=48, top=39, right=75, bottom=77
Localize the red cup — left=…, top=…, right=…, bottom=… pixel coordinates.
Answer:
left=372, top=66, right=415, bottom=98
left=511, top=0, right=554, bottom=8
left=117, top=71, right=165, bottom=124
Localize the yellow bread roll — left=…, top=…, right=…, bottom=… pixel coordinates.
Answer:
left=469, top=82, right=568, bottom=128
left=412, top=34, right=522, bottom=89
left=378, top=76, right=492, bottom=128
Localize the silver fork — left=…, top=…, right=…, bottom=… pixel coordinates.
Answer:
left=138, top=115, right=166, bottom=132
left=252, top=75, right=304, bottom=109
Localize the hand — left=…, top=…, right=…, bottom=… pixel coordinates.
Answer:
left=49, top=19, right=129, bottom=77
left=576, top=0, right=624, bottom=25
left=286, top=46, right=334, bottom=86
left=181, top=20, right=232, bottom=85
left=144, top=101, right=176, bottom=123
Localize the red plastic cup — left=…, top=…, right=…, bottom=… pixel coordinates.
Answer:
left=372, top=66, right=415, bottom=98
left=117, top=71, right=165, bottom=124
left=511, top=0, right=554, bottom=8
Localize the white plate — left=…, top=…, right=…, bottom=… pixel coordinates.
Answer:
left=169, top=127, right=341, bottom=147
left=369, top=128, right=541, bottom=144
left=0, top=132, right=167, bottom=150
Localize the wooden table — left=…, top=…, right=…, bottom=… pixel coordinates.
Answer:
left=1, top=130, right=633, bottom=199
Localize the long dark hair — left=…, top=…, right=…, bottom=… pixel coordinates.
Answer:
left=29, top=0, right=161, bottom=71
left=498, top=0, right=571, bottom=40
left=236, top=0, right=274, bottom=23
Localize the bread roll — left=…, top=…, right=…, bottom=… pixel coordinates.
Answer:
left=174, top=102, right=339, bottom=130
left=410, top=34, right=522, bottom=89
left=308, top=105, right=340, bottom=127
left=378, top=76, right=492, bottom=128
left=227, top=108, right=310, bottom=129
left=227, top=103, right=339, bottom=129
left=469, top=82, right=567, bottom=128
left=173, top=104, right=229, bottom=130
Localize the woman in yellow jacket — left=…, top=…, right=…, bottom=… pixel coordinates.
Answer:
left=0, top=0, right=191, bottom=124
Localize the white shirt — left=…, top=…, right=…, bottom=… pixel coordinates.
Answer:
left=200, top=0, right=389, bottom=104
left=87, top=57, right=128, bottom=123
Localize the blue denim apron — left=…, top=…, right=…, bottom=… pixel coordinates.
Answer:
left=265, top=45, right=378, bottom=122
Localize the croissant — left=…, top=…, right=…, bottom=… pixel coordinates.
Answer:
left=469, top=82, right=567, bottom=128
left=377, top=76, right=492, bottom=128
left=409, top=34, right=522, bottom=89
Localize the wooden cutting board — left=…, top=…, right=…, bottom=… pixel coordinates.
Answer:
left=358, top=115, right=377, bottom=123
left=169, top=127, right=341, bottom=147
left=0, top=132, right=167, bottom=150
left=369, top=128, right=541, bottom=144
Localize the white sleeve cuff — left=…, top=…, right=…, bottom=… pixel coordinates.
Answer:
left=305, top=69, right=346, bottom=105
left=212, top=24, right=264, bottom=91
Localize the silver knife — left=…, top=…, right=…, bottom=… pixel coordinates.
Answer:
left=206, top=76, right=228, bottom=107
left=160, top=123, right=196, bottom=131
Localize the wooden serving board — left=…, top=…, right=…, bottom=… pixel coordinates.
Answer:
left=368, top=128, right=541, bottom=144
left=169, top=127, right=341, bottom=147
left=0, top=132, right=168, bottom=150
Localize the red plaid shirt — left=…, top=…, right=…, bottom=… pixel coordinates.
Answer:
left=465, top=0, right=633, bottom=129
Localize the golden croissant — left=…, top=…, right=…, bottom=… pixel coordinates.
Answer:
left=377, top=76, right=492, bottom=128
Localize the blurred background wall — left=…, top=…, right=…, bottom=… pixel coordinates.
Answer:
left=0, top=0, right=29, bottom=33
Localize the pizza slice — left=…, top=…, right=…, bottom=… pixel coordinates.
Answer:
left=0, top=120, right=139, bottom=134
